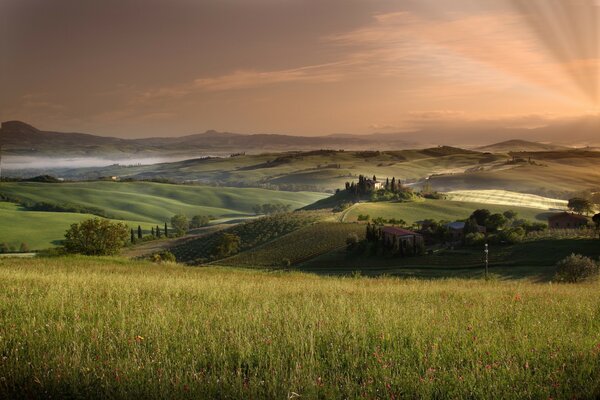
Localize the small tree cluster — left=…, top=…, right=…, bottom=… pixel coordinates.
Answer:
left=252, top=204, right=292, bottom=215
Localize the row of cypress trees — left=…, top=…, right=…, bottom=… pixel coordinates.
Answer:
left=130, top=223, right=169, bottom=243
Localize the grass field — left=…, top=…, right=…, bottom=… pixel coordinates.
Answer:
left=0, top=202, right=150, bottom=250
left=1, top=257, right=599, bottom=398
left=445, top=190, right=568, bottom=210
left=0, top=181, right=327, bottom=222
left=344, top=199, right=551, bottom=224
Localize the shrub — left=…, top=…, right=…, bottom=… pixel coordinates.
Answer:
left=554, top=254, right=599, bottom=283
left=151, top=251, right=177, bottom=264
left=19, top=243, right=30, bottom=253
left=465, top=232, right=485, bottom=246
left=0, top=243, right=9, bottom=253
left=63, top=219, right=129, bottom=256
left=346, top=233, right=359, bottom=250
left=357, top=214, right=370, bottom=222
left=190, top=215, right=210, bottom=229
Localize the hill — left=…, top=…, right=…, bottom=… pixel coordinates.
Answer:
left=476, top=139, right=568, bottom=153
left=10, top=148, right=508, bottom=193
left=0, top=181, right=327, bottom=222
left=0, top=121, right=415, bottom=158
left=1, top=257, right=599, bottom=398
left=0, top=202, right=150, bottom=250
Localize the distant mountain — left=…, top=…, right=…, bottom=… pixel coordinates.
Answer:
left=0, top=121, right=417, bottom=158
left=476, top=140, right=568, bottom=153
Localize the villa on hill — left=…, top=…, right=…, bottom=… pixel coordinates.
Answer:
left=548, top=212, right=589, bottom=229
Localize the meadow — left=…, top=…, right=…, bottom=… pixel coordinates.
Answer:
left=1, top=257, right=599, bottom=399
left=0, top=202, right=150, bottom=250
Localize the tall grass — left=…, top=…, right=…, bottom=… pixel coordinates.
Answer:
left=1, top=257, right=599, bottom=398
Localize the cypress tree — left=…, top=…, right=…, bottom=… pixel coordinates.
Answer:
left=151, top=226, right=155, bottom=236
left=164, top=222, right=168, bottom=237
left=156, top=225, right=161, bottom=238
left=130, top=229, right=135, bottom=244
left=385, top=178, right=390, bottom=191
left=137, top=225, right=142, bottom=239
left=391, top=177, right=396, bottom=192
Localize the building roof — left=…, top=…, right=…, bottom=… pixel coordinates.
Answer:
left=548, top=212, right=589, bottom=222
left=381, top=226, right=420, bottom=236
left=446, top=221, right=465, bottom=230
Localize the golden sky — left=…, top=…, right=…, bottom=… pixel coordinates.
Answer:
left=1, top=0, right=599, bottom=138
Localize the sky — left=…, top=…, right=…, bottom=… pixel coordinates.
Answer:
left=1, top=0, right=599, bottom=138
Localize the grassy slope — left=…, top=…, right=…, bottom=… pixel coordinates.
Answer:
left=0, top=202, right=151, bottom=250
left=41, top=149, right=508, bottom=191
left=219, top=222, right=366, bottom=267
left=429, top=157, right=600, bottom=198
left=344, top=199, right=551, bottom=224
left=0, top=181, right=327, bottom=222
left=1, top=257, right=599, bottom=399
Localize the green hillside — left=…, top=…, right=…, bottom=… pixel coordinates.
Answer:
left=1, top=257, right=599, bottom=398
left=344, top=199, right=551, bottom=224
left=0, top=202, right=150, bottom=250
left=0, top=181, right=327, bottom=222
left=219, top=222, right=366, bottom=267
left=28, top=148, right=508, bottom=192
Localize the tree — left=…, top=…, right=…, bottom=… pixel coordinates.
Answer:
left=190, top=215, right=210, bottom=229
left=156, top=225, right=161, bottom=238
left=213, top=233, right=241, bottom=258
left=164, top=222, right=168, bottom=237
left=485, top=213, right=508, bottom=232
left=568, top=198, right=594, bottom=215
left=19, top=243, right=29, bottom=253
left=0, top=243, right=9, bottom=253
left=346, top=233, right=359, bottom=250
left=63, top=218, right=129, bottom=256
left=130, top=228, right=135, bottom=244
left=470, top=209, right=491, bottom=226
left=593, top=213, right=600, bottom=239
left=503, top=210, right=518, bottom=220
left=554, top=254, right=599, bottom=283
left=137, top=225, right=142, bottom=239
left=170, top=214, right=189, bottom=237
left=463, top=217, right=480, bottom=235
left=151, top=226, right=155, bottom=237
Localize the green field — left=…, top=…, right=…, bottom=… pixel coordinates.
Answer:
left=0, top=202, right=150, bottom=250
left=0, top=181, right=327, bottom=222
left=344, top=199, right=551, bottom=224
left=1, top=257, right=599, bottom=398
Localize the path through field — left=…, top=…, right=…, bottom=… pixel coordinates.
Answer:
left=445, top=190, right=568, bottom=210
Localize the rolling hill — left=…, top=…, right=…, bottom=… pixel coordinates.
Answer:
left=476, top=139, right=568, bottom=153
left=0, top=181, right=327, bottom=222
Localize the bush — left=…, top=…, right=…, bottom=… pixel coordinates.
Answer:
left=19, top=243, right=30, bottom=253
left=465, top=232, right=485, bottom=246
left=346, top=233, right=359, bottom=250
left=190, top=215, right=210, bottom=229
left=554, top=254, right=599, bottom=283
left=63, top=219, right=129, bottom=256
left=151, top=251, right=177, bottom=264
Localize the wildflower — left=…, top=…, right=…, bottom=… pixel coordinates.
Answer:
left=135, top=335, right=144, bottom=343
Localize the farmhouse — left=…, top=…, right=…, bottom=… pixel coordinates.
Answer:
left=380, top=227, right=423, bottom=256
left=365, top=178, right=383, bottom=191
left=548, top=212, right=589, bottom=229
